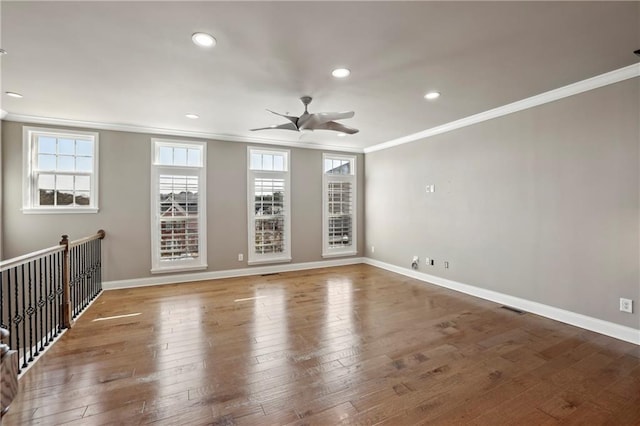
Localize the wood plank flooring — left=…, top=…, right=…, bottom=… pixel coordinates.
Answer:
left=3, top=264, right=639, bottom=425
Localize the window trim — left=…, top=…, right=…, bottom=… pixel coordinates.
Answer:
left=150, top=138, right=207, bottom=274
left=247, top=146, right=291, bottom=265
left=322, top=153, right=357, bottom=258
left=22, top=126, right=99, bottom=214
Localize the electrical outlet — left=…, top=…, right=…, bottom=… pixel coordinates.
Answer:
left=620, top=298, right=633, bottom=313
left=238, top=253, right=244, bottom=261
left=425, top=257, right=430, bottom=265
left=411, top=256, right=419, bottom=270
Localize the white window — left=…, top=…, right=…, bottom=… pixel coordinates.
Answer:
left=22, top=127, right=99, bottom=213
left=247, top=147, right=291, bottom=265
left=151, top=139, right=207, bottom=273
left=323, top=154, right=357, bottom=257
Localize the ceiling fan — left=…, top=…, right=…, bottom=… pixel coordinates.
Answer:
left=251, top=96, right=359, bottom=135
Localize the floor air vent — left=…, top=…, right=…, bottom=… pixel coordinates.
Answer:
left=500, top=305, right=526, bottom=315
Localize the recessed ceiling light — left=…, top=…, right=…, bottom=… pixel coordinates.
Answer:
left=424, top=91, right=441, bottom=100
left=5, top=91, right=23, bottom=98
left=185, top=113, right=199, bottom=119
left=332, top=68, right=351, bottom=78
left=192, top=32, right=216, bottom=48
left=0, top=49, right=7, bottom=56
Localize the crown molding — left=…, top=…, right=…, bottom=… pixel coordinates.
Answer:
left=2, top=113, right=364, bottom=154
left=365, top=63, right=640, bottom=154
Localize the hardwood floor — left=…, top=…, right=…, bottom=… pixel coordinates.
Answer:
left=3, top=264, right=639, bottom=425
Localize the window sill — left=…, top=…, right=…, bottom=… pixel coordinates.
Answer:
left=322, top=250, right=357, bottom=259
left=22, top=207, right=99, bottom=214
left=247, top=257, right=292, bottom=266
left=151, top=263, right=208, bottom=274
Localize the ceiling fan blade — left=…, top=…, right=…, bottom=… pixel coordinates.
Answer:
left=300, top=111, right=355, bottom=129
left=250, top=122, right=299, bottom=131
left=266, top=109, right=298, bottom=124
left=312, top=121, right=359, bottom=134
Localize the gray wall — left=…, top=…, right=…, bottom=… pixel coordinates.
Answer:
left=1, top=122, right=364, bottom=281
left=365, top=78, right=639, bottom=329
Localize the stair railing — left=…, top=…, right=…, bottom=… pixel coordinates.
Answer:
left=0, top=230, right=105, bottom=373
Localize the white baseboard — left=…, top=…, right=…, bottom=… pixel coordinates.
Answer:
left=102, top=256, right=639, bottom=345
left=103, top=257, right=366, bottom=290
left=363, top=258, right=640, bottom=346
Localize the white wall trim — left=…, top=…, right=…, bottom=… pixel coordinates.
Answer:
left=363, top=258, right=640, bottom=346
left=3, top=113, right=364, bottom=154
left=365, top=63, right=640, bottom=154
left=103, top=257, right=365, bottom=290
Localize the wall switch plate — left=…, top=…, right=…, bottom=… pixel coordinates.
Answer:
left=371, top=246, right=375, bottom=253
left=238, top=253, right=244, bottom=261
left=620, top=298, right=633, bottom=313
left=425, top=184, right=435, bottom=193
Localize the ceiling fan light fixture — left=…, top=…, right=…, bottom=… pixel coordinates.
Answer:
left=185, top=113, right=199, bottom=119
left=5, top=91, right=23, bottom=98
left=424, top=91, right=441, bottom=100
left=332, top=68, right=351, bottom=78
left=192, top=32, right=216, bottom=48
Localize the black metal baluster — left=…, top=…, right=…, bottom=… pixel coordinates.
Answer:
left=94, top=239, right=99, bottom=298
left=82, top=243, right=87, bottom=310
left=6, top=270, right=13, bottom=353
left=0, top=271, right=6, bottom=346
left=56, top=251, right=64, bottom=332
left=88, top=240, right=94, bottom=300
left=27, top=261, right=35, bottom=361
left=75, top=246, right=80, bottom=317
left=97, top=238, right=103, bottom=293
left=20, top=264, right=27, bottom=369
left=37, top=257, right=45, bottom=354
left=25, top=261, right=35, bottom=362
left=45, top=254, right=51, bottom=346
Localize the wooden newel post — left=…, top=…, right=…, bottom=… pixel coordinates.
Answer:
left=59, top=235, right=72, bottom=329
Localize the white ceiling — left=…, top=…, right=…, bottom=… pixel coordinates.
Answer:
left=1, top=1, right=639, bottom=152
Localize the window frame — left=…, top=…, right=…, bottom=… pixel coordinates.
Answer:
left=322, top=153, right=357, bottom=258
left=247, top=147, right=291, bottom=265
left=150, top=138, right=207, bottom=274
left=22, top=126, right=99, bottom=214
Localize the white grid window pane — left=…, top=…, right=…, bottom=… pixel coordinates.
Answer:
left=58, top=138, right=75, bottom=155
left=58, top=155, right=75, bottom=171
left=38, top=137, right=56, bottom=154
left=76, top=140, right=93, bottom=156
left=325, top=159, right=352, bottom=175
left=250, top=152, right=287, bottom=172
left=38, top=154, right=56, bottom=170
left=174, top=148, right=187, bottom=166
left=76, top=156, right=93, bottom=171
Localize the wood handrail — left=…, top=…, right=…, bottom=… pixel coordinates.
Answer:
left=0, top=245, right=65, bottom=272
left=68, top=229, right=106, bottom=248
